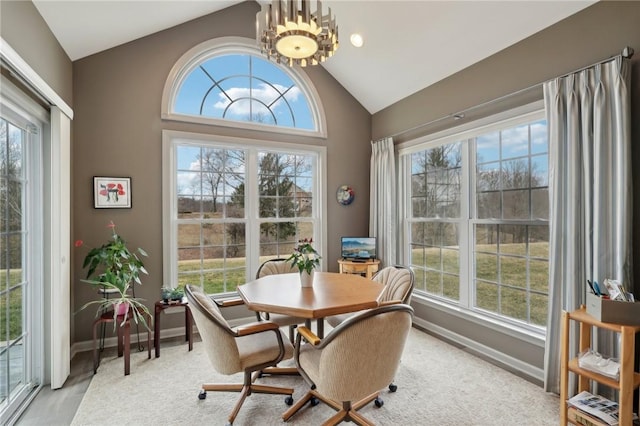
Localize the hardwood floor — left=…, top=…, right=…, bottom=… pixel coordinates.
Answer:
left=16, top=350, right=93, bottom=426
left=15, top=336, right=190, bottom=425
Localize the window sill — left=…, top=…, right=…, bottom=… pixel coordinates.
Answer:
left=411, top=293, right=546, bottom=348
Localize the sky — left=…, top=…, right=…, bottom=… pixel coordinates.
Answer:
left=174, top=53, right=314, bottom=130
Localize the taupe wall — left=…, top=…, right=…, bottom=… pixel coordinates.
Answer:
left=373, top=1, right=640, bottom=375
left=71, top=1, right=372, bottom=341
left=0, top=0, right=73, bottom=105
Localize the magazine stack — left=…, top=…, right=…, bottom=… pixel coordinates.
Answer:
left=567, top=391, right=638, bottom=426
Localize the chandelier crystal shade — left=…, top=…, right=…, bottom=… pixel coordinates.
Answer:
left=257, top=0, right=339, bottom=67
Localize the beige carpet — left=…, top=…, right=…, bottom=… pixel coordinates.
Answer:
left=71, top=328, right=559, bottom=425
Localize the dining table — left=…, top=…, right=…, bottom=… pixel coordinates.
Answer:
left=237, top=271, right=383, bottom=338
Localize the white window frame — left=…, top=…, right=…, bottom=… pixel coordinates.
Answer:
left=398, top=101, right=549, bottom=340
left=162, top=130, right=327, bottom=293
left=161, top=37, right=328, bottom=139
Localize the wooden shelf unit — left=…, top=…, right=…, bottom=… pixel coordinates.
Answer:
left=337, top=258, right=380, bottom=279
left=560, top=307, right=640, bottom=426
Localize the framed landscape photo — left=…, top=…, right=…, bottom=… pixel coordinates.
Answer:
left=93, top=176, right=132, bottom=208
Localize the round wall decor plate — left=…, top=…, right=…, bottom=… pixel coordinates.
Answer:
left=337, top=185, right=354, bottom=205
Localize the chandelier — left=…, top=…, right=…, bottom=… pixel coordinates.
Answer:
left=256, top=0, right=339, bottom=67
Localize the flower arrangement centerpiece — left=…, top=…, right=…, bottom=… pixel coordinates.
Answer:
left=76, top=221, right=151, bottom=329
left=287, top=238, right=321, bottom=287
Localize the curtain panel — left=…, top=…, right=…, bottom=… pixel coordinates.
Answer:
left=543, top=57, right=632, bottom=394
left=370, top=137, right=396, bottom=266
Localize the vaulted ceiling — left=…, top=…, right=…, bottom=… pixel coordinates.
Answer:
left=32, top=0, right=596, bottom=114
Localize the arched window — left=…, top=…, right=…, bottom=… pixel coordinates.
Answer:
left=162, top=37, right=326, bottom=137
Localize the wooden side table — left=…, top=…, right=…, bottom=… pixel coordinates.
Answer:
left=337, top=259, right=380, bottom=279
left=154, top=300, right=193, bottom=358
left=92, top=308, right=151, bottom=376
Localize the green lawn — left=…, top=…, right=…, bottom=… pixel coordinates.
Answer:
left=411, top=242, right=549, bottom=326
left=0, top=270, right=24, bottom=342
left=176, top=256, right=278, bottom=294
left=1, top=241, right=549, bottom=346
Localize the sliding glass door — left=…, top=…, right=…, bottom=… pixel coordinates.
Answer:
left=0, top=82, right=45, bottom=423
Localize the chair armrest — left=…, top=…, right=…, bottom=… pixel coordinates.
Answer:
left=377, top=299, right=402, bottom=307
left=235, top=321, right=279, bottom=336
left=211, top=297, right=245, bottom=307
left=297, top=326, right=321, bottom=346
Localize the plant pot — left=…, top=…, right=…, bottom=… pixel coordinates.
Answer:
left=114, top=301, right=130, bottom=316
left=300, top=270, right=314, bottom=288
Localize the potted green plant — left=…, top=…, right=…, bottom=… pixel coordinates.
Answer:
left=161, top=286, right=184, bottom=304
left=287, top=238, right=321, bottom=287
left=170, top=286, right=185, bottom=302
left=76, top=221, right=151, bottom=329
left=161, top=287, right=172, bottom=303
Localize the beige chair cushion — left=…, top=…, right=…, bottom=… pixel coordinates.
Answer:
left=262, top=312, right=306, bottom=327
left=298, top=307, right=412, bottom=403
left=257, top=259, right=299, bottom=277
left=325, top=313, right=351, bottom=328
left=190, top=286, right=230, bottom=327
left=237, top=331, right=294, bottom=370
left=375, top=266, right=413, bottom=304
left=326, top=266, right=413, bottom=328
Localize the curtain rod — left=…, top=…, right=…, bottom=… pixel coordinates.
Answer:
left=387, top=46, right=634, bottom=141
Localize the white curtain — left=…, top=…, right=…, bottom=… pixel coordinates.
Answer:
left=370, top=137, right=396, bottom=266
left=543, top=56, right=632, bottom=394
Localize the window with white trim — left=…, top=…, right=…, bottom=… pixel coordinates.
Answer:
left=162, top=38, right=327, bottom=294
left=162, top=38, right=326, bottom=137
left=401, top=107, right=549, bottom=330
left=163, top=133, right=325, bottom=295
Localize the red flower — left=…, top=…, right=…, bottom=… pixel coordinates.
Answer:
left=74, top=240, right=83, bottom=247
left=107, top=221, right=116, bottom=229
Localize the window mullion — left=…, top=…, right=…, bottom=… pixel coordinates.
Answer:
left=246, top=148, right=259, bottom=282
left=459, top=138, right=472, bottom=308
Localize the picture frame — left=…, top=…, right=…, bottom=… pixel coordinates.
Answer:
left=93, top=176, right=132, bottom=209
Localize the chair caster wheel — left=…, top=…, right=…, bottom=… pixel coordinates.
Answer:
left=374, top=397, right=384, bottom=408
left=198, top=390, right=207, bottom=400
left=310, top=397, right=320, bottom=406
left=285, top=396, right=294, bottom=405
left=388, top=383, right=398, bottom=392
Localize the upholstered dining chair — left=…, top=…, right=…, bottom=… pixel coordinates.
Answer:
left=326, top=265, right=414, bottom=328
left=255, top=258, right=306, bottom=343
left=185, top=284, right=295, bottom=426
left=326, top=265, right=414, bottom=398
left=282, top=303, right=414, bottom=425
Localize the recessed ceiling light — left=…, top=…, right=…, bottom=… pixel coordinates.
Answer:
left=350, top=33, right=364, bottom=48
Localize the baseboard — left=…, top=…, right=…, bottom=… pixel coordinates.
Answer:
left=412, top=317, right=544, bottom=385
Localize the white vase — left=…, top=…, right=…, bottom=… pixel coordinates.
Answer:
left=300, top=270, right=314, bottom=287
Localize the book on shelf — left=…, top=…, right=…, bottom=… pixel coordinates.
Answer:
left=567, top=391, right=638, bottom=426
